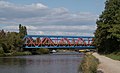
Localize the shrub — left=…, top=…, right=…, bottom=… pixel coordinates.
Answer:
left=0, top=47, right=4, bottom=54
left=12, top=51, right=32, bottom=56
left=80, top=53, right=99, bottom=73
left=0, top=47, right=4, bottom=56
left=36, top=48, right=49, bottom=54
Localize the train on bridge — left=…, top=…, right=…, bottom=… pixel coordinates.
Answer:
left=23, top=35, right=95, bottom=49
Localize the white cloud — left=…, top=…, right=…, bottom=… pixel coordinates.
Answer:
left=0, top=1, right=98, bottom=36
left=51, top=7, right=69, bottom=15
left=3, top=25, right=18, bottom=30
left=0, top=1, right=47, bottom=9
left=26, top=3, right=48, bottom=9
left=0, top=1, right=13, bottom=8
left=26, top=26, right=37, bottom=30
left=2, top=25, right=37, bottom=31
left=28, top=31, right=94, bottom=36
left=2, top=25, right=96, bottom=36
left=36, top=25, right=96, bottom=32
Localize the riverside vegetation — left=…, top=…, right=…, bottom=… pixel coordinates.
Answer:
left=80, top=0, right=120, bottom=73
left=106, top=52, right=120, bottom=61
left=81, top=0, right=120, bottom=73
left=94, top=0, right=120, bottom=58
left=79, top=53, right=99, bottom=73
left=0, top=24, right=49, bottom=57
left=80, top=0, right=120, bottom=72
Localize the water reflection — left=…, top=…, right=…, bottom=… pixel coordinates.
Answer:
left=0, top=53, right=83, bottom=73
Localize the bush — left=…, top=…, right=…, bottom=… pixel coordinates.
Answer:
left=4, top=53, right=12, bottom=56
left=0, top=47, right=4, bottom=54
left=12, top=51, right=32, bottom=56
left=0, top=47, right=4, bottom=56
left=80, top=53, right=99, bottom=73
left=36, top=48, right=49, bottom=54
left=0, top=54, right=4, bottom=57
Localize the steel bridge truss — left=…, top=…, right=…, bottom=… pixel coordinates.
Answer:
left=23, top=35, right=95, bottom=49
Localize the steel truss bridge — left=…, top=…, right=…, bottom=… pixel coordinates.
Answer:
left=23, top=35, right=95, bottom=49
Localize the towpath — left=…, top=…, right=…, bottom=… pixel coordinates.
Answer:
left=93, top=53, right=120, bottom=73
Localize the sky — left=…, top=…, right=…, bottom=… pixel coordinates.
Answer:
left=0, top=0, right=106, bottom=36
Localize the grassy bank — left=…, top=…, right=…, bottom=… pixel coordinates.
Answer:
left=12, top=51, right=32, bottom=56
left=106, top=52, right=120, bottom=61
left=0, top=51, right=32, bottom=57
left=79, top=53, right=99, bottom=73
left=0, top=47, right=50, bottom=57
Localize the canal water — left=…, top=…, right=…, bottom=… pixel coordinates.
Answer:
left=0, top=52, right=83, bottom=73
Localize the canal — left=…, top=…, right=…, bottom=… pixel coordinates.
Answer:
left=0, top=52, right=83, bottom=73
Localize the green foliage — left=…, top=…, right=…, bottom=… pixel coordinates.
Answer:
left=0, top=32, right=23, bottom=53
left=80, top=54, right=99, bottom=73
left=0, top=24, right=28, bottom=56
left=108, top=25, right=120, bottom=39
left=0, top=24, right=50, bottom=56
left=0, top=47, right=4, bottom=55
left=106, top=52, right=120, bottom=60
left=12, top=51, right=32, bottom=56
left=36, top=48, right=49, bottom=54
left=19, top=24, right=27, bottom=38
left=95, top=0, right=120, bottom=53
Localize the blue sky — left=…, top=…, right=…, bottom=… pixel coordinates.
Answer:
left=5, top=0, right=105, bottom=14
left=0, top=0, right=106, bottom=36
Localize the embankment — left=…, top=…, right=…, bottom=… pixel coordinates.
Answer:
left=79, top=53, right=99, bottom=73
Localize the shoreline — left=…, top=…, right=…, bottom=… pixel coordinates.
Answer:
left=79, top=52, right=99, bottom=73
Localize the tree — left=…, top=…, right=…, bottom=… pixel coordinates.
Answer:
left=0, top=24, right=27, bottom=53
left=94, top=0, right=120, bottom=53
left=19, top=24, right=27, bottom=38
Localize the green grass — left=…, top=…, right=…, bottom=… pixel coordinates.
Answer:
left=79, top=53, right=99, bottom=73
left=106, top=52, right=120, bottom=61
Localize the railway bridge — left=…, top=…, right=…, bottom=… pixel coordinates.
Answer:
left=23, top=35, right=95, bottom=49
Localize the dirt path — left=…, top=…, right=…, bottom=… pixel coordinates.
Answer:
left=93, top=53, right=120, bottom=73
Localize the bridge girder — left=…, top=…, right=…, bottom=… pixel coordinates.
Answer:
left=23, top=35, right=95, bottom=49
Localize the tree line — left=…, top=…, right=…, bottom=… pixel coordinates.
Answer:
left=0, top=24, right=27, bottom=54
left=94, top=0, right=120, bottom=54
left=0, top=24, right=49, bottom=56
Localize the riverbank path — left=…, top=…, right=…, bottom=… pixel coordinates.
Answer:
left=93, top=53, right=120, bottom=73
